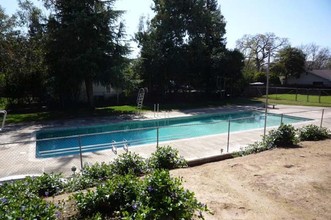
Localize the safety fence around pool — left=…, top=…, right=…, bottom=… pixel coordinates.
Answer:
left=0, top=108, right=330, bottom=180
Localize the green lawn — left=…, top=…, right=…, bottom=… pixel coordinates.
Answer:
left=257, top=94, right=331, bottom=107
left=2, top=98, right=262, bottom=124
left=4, top=105, right=140, bottom=124
left=3, top=94, right=330, bottom=125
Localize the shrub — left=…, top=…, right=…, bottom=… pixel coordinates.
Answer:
left=148, top=145, right=187, bottom=170
left=65, top=162, right=113, bottom=192
left=73, top=174, right=141, bottom=218
left=266, top=123, right=298, bottom=147
left=234, top=123, right=298, bottom=157
left=82, top=162, right=112, bottom=181
left=32, top=173, right=65, bottom=197
left=136, top=169, right=208, bottom=219
left=0, top=179, right=60, bottom=219
left=110, top=151, right=147, bottom=176
left=65, top=174, right=95, bottom=192
left=298, top=124, right=330, bottom=141
left=234, top=141, right=272, bottom=157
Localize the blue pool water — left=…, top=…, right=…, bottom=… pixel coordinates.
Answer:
left=36, top=111, right=311, bottom=158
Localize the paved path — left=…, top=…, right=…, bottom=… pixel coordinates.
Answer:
left=0, top=105, right=330, bottom=179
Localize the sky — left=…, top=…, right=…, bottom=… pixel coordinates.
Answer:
left=1, top=0, right=330, bottom=57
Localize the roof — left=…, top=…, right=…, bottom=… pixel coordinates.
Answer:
left=310, top=70, right=331, bottom=82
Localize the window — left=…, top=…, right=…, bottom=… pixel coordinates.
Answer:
left=313, top=82, right=323, bottom=86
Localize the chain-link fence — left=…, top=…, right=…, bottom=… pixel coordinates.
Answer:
left=247, top=87, right=331, bottom=104
left=1, top=108, right=330, bottom=179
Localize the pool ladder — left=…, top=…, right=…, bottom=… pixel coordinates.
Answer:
left=153, top=103, right=170, bottom=119
left=0, top=110, right=7, bottom=132
left=137, top=88, right=145, bottom=114
left=111, top=139, right=130, bottom=155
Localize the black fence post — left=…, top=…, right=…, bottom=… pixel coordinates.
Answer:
left=295, top=88, right=298, bottom=101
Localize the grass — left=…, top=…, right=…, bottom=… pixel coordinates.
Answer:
left=146, top=97, right=262, bottom=111
left=2, top=98, right=262, bottom=124
left=4, top=105, right=140, bottom=124
left=2, top=94, right=330, bottom=124
left=256, top=94, right=331, bottom=107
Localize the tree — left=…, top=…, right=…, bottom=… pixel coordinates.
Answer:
left=135, top=0, right=229, bottom=96
left=15, top=0, right=48, bottom=103
left=300, top=43, right=331, bottom=70
left=236, top=33, right=289, bottom=72
left=212, top=49, right=245, bottom=95
left=45, top=0, right=128, bottom=108
left=1, top=2, right=47, bottom=105
left=0, top=5, right=17, bottom=95
left=272, top=46, right=306, bottom=84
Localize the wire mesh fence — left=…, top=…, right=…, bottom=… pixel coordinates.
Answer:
left=0, top=108, right=330, bottom=179
left=248, top=87, right=331, bottom=104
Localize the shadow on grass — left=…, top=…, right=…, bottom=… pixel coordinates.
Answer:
left=145, top=98, right=263, bottom=111
left=5, top=98, right=264, bottom=124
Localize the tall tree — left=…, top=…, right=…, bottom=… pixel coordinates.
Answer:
left=16, top=0, right=48, bottom=102
left=300, top=43, right=331, bottom=70
left=236, top=33, right=289, bottom=72
left=135, top=0, right=228, bottom=95
left=0, top=5, right=17, bottom=93
left=45, top=0, right=128, bottom=108
left=272, top=46, right=306, bottom=84
left=1, top=2, right=47, bottom=104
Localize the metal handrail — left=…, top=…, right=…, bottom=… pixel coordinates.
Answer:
left=0, top=110, right=7, bottom=131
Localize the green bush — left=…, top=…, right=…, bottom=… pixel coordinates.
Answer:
left=73, top=170, right=208, bottom=219
left=266, top=123, right=298, bottom=147
left=0, top=178, right=60, bottom=219
left=136, top=169, right=208, bottom=219
left=82, top=162, right=113, bottom=181
left=110, top=151, right=147, bottom=176
left=65, top=174, right=95, bottom=192
left=234, top=141, right=271, bottom=157
left=148, top=145, right=187, bottom=170
left=74, top=174, right=141, bottom=218
left=0, top=145, right=205, bottom=219
left=32, top=173, right=65, bottom=197
left=298, top=124, right=330, bottom=141
left=234, top=123, right=299, bottom=157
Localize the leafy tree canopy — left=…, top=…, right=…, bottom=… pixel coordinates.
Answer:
left=45, top=0, right=128, bottom=108
left=272, top=46, right=306, bottom=84
left=135, top=0, right=243, bottom=97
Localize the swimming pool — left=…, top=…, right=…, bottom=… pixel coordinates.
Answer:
left=36, top=111, right=311, bottom=158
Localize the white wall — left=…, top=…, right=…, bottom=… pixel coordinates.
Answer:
left=80, top=83, right=121, bottom=101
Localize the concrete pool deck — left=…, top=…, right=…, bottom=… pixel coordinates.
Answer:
left=0, top=104, right=330, bottom=179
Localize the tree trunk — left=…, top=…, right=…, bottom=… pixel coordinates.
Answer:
left=85, top=78, right=94, bottom=109
left=116, top=89, right=120, bottom=105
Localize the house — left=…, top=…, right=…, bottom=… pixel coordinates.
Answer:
left=80, top=83, right=121, bottom=102
left=286, top=69, right=331, bottom=87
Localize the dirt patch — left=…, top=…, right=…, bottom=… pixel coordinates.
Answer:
left=171, top=139, right=331, bottom=220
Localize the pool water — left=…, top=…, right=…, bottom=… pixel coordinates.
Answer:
left=36, top=111, right=311, bottom=158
